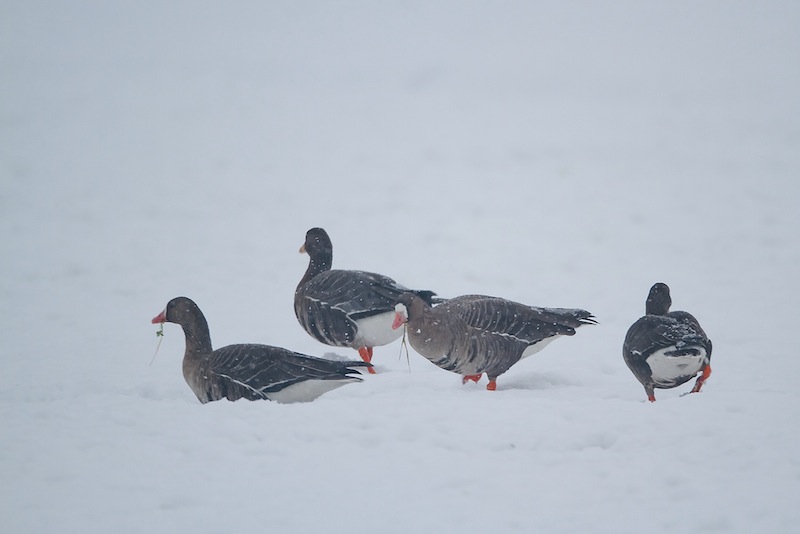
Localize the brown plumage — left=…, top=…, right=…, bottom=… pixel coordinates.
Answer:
left=295, top=227, right=437, bottom=372
left=623, top=283, right=712, bottom=402
left=393, top=293, right=596, bottom=390
left=152, top=296, right=370, bottom=404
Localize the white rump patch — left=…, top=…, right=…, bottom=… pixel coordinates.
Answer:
left=265, top=378, right=359, bottom=404
left=646, top=346, right=708, bottom=386
left=520, top=336, right=560, bottom=359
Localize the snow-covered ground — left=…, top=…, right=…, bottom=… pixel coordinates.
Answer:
left=2, top=2, right=799, bottom=532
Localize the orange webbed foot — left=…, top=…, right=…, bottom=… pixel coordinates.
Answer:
left=462, top=374, right=482, bottom=384
left=358, top=347, right=377, bottom=374
left=690, top=364, right=712, bottom=394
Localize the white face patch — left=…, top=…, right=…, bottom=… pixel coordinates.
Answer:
left=394, top=302, right=408, bottom=316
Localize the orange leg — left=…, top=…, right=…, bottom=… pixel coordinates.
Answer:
left=486, top=380, right=497, bottom=391
left=690, top=364, right=712, bottom=394
left=358, top=346, right=377, bottom=374
left=462, top=374, right=482, bottom=384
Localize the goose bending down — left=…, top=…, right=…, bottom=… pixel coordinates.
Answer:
left=623, top=282, right=712, bottom=402
left=151, top=296, right=370, bottom=404
left=295, top=227, right=437, bottom=373
left=392, top=293, right=596, bottom=390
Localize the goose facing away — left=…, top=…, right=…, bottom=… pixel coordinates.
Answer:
left=151, top=296, right=371, bottom=404
left=392, top=293, right=596, bottom=390
left=622, top=282, right=712, bottom=402
left=295, top=227, right=438, bottom=373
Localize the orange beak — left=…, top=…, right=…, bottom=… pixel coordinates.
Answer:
left=151, top=310, right=166, bottom=324
left=392, top=311, right=406, bottom=330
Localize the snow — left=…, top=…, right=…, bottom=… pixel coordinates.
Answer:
left=2, top=1, right=799, bottom=532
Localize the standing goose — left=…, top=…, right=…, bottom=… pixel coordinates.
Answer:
left=623, top=282, right=712, bottom=402
left=295, top=227, right=437, bottom=373
left=392, top=293, right=596, bottom=390
left=151, top=296, right=370, bottom=404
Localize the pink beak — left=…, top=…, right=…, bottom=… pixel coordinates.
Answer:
left=391, top=311, right=406, bottom=330
left=151, top=310, right=166, bottom=324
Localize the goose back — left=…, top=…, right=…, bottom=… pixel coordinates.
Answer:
left=622, top=283, right=712, bottom=400
left=623, top=311, right=711, bottom=390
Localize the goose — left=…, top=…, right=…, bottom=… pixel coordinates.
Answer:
left=294, top=227, right=437, bottom=373
left=392, top=293, right=596, bottom=390
left=151, top=296, right=370, bottom=403
left=623, top=282, right=712, bottom=402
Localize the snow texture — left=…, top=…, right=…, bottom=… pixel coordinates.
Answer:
left=2, top=1, right=799, bottom=533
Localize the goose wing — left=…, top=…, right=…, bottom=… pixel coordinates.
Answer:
left=204, top=344, right=368, bottom=401
left=446, top=295, right=595, bottom=345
